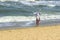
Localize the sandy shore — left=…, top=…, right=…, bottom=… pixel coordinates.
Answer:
left=0, top=25, right=60, bottom=40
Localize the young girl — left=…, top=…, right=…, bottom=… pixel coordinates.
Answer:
left=34, top=12, right=40, bottom=26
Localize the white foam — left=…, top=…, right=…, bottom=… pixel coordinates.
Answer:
left=0, top=0, right=19, bottom=2
left=0, top=1, right=60, bottom=8
left=0, top=14, right=60, bottom=22
left=0, top=0, right=35, bottom=2
left=26, top=21, right=33, bottom=25
left=20, top=1, right=60, bottom=7
left=47, top=4, right=56, bottom=7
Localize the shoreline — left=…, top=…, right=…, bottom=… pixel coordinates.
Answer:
left=0, top=24, right=60, bottom=30
left=0, top=25, right=60, bottom=40
left=0, top=19, right=60, bottom=29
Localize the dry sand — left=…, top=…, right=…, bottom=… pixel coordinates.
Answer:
left=0, top=25, right=60, bottom=40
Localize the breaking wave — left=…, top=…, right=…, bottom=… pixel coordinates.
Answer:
left=0, top=14, right=60, bottom=22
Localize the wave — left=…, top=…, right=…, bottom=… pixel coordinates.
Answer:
left=0, top=1, right=60, bottom=7
left=0, top=14, right=60, bottom=22
left=0, top=1, right=60, bottom=12
left=0, top=1, right=60, bottom=9
left=0, top=0, right=60, bottom=2
left=0, top=0, right=19, bottom=2
left=20, top=1, right=60, bottom=6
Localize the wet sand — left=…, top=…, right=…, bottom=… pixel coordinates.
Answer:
left=0, top=25, right=60, bottom=40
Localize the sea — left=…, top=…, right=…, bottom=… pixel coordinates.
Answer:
left=0, top=1, right=60, bottom=28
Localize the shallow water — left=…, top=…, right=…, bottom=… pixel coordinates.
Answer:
left=0, top=1, right=60, bottom=27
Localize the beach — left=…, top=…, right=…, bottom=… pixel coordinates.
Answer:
left=0, top=25, right=60, bottom=40
left=0, top=1, right=60, bottom=40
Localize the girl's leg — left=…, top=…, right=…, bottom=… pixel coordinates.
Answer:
left=36, top=18, right=40, bottom=26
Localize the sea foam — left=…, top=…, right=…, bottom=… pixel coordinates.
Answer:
left=0, top=14, right=60, bottom=22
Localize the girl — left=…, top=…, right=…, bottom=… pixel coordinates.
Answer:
left=34, top=12, right=40, bottom=26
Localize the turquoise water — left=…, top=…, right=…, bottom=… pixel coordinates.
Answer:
left=0, top=1, right=60, bottom=27
left=0, top=1, right=60, bottom=16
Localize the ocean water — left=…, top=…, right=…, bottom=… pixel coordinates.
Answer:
left=0, top=1, right=60, bottom=27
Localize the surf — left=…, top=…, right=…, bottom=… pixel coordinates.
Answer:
left=0, top=14, right=60, bottom=22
